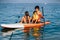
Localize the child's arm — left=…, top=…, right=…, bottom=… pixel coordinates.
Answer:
left=20, top=17, right=24, bottom=23
left=39, top=12, right=44, bottom=18
left=20, top=17, right=27, bottom=23
left=28, top=16, right=32, bottom=23
left=31, top=16, right=34, bottom=23
left=35, top=20, right=37, bottom=23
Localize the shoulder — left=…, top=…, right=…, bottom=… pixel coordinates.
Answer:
left=28, top=16, right=31, bottom=18
left=39, top=11, right=42, bottom=14
left=38, top=11, right=42, bottom=15
left=22, top=16, right=25, bottom=18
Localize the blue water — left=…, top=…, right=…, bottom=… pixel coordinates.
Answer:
left=0, top=3, right=60, bottom=40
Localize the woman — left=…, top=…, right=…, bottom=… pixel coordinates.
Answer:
left=32, top=6, right=44, bottom=38
left=35, top=6, right=44, bottom=22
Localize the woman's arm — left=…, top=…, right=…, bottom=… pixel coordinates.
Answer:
left=39, top=12, right=44, bottom=18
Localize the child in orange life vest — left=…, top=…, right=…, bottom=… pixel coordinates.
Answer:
left=32, top=11, right=40, bottom=35
left=32, top=6, right=44, bottom=37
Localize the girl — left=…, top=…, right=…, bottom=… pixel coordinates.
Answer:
left=20, top=11, right=31, bottom=23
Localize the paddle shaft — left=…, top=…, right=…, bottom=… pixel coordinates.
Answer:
left=16, top=8, right=25, bottom=23
left=41, top=7, right=45, bottom=40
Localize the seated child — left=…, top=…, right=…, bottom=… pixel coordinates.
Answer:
left=32, top=11, right=39, bottom=23
left=20, top=11, right=31, bottom=23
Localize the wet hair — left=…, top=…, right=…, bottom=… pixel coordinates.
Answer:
left=33, top=11, right=37, bottom=14
left=25, top=11, right=29, bottom=16
left=35, top=6, right=40, bottom=10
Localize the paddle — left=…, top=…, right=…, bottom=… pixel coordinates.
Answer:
left=9, top=8, right=25, bottom=40
left=9, top=32, right=13, bottom=40
left=41, top=7, right=45, bottom=40
left=15, top=8, right=25, bottom=23
left=42, top=7, right=45, bottom=22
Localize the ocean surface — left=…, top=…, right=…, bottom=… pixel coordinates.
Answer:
left=0, top=3, right=60, bottom=40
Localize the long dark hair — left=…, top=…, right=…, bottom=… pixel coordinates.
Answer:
left=35, top=6, right=40, bottom=10
left=25, top=11, right=29, bottom=16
